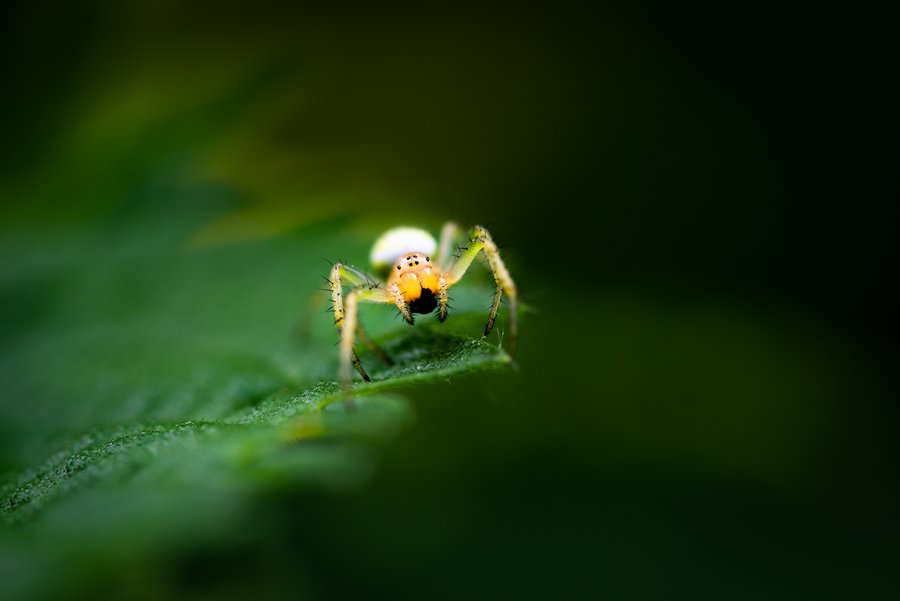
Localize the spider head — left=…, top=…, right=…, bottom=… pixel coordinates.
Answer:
left=390, top=253, right=440, bottom=314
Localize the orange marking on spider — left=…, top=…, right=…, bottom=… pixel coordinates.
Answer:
left=326, top=223, right=518, bottom=396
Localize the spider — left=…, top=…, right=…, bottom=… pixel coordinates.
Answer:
left=328, top=222, right=517, bottom=392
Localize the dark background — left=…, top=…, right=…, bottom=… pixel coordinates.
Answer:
left=1, top=4, right=896, bottom=599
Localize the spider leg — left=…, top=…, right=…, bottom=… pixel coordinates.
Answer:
left=388, top=283, right=414, bottom=324
left=435, top=223, right=462, bottom=322
left=338, top=287, right=395, bottom=392
left=435, top=221, right=462, bottom=271
left=438, top=274, right=449, bottom=322
left=329, top=262, right=376, bottom=289
left=486, top=285, right=503, bottom=335
left=445, top=225, right=518, bottom=357
left=329, top=263, right=394, bottom=392
left=340, top=290, right=363, bottom=388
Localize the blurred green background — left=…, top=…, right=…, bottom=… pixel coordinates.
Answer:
left=1, top=4, right=896, bottom=599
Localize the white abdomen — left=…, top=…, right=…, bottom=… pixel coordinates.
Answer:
left=370, top=227, right=437, bottom=269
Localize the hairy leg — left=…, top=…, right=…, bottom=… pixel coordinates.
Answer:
left=445, top=226, right=518, bottom=357
left=438, top=274, right=449, bottom=322
left=329, top=263, right=394, bottom=390
left=388, top=282, right=414, bottom=324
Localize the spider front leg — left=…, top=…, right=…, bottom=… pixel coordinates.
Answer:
left=329, top=263, right=395, bottom=391
left=445, top=225, right=518, bottom=357
left=388, top=282, right=414, bottom=325
left=438, top=274, right=449, bottom=322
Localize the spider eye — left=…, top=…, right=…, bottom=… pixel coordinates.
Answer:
left=396, top=265, right=401, bottom=270
left=426, top=256, right=430, bottom=261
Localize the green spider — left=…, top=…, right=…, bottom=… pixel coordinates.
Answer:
left=328, top=222, right=518, bottom=391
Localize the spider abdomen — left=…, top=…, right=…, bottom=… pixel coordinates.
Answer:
left=370, top=227, right=437, bottom=272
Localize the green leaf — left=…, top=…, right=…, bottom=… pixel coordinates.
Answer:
left=0, top=335, right=508, bottom=526
left=0, top=174, right=513, bottom=546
